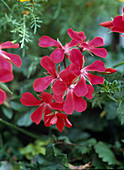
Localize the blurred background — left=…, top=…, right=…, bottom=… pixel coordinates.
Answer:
left=0, top=0, right=124, bottom=169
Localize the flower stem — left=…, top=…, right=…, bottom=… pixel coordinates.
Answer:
left=0, top=118, right=42, bottom=140
left=1, top=0, right=12, bottom=12
left=107, top=94, right=118, bottom=102
left=113, top=61, right=124, bottom=68
left=63, top=57, right=66, bottom=68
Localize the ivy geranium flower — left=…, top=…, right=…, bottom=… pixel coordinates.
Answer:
left=0, top=41, right=22, bottom=68
left=20, top=92, right=53, bottom=125
left=20, top=91, right=63, bottom=125
left=38, top=35, right=77, bottom=63
left=68, top=28, right=107, bottom=58
left=44, top=112, right=72, bottom=132
left=52, top=69, right=88, bottom=114
left=69, top=49, right=106, bottom=97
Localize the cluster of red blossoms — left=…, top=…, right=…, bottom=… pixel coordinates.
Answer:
left=20, top=27, right=117, bottom=132
left=0, top=41, right=22, bottom=105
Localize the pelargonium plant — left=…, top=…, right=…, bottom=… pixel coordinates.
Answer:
left=20, top=26, right=117, bottom=132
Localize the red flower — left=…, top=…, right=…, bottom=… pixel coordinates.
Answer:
left=68, top=28, right=107, bottom=58
left=52, top=69, right=87, bottom=114
left=20, top=91, right=63, bottom=125
left=0, top=56, right=14, bottom=105
left=0, top=89, right=6, bottom=105
left=44, top=112, right=72, bottom=132
left=20, top=92, right=53, bottom=124
left=38, top=35, right=77, bottom=63
left=33, top=56, right=58, bottom=92
left=80, top=37, right=107, bottom=58
left=69, top=49, right=105, bottom=97
left=0, top=41, right=22, bottom=68
left=100, top=7, right=124, bottom=37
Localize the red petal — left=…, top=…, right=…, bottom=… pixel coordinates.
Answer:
left=67, top=28, right=81, bottom=41
left=63, top=90, right=74, bottom=114
left=103, top=68, right=117, bottom=74
left=84, top=60, right=106, bottom=72
left=73, top=94, right=87, bottom=112
left=74, top=76, right=88, bottom=97
left=67, top=40, right=79, bottom=48
left=33, top=76, right=53, bottom=92
left=52, top=80, right=67, bottom=95
left=0, top=89, right=6, bottom=105
left=56, top=116, right=64, bottom=132
left=89, top=37, right=105, bottom=47
left=59, top=69, right=76, bottom=86
left=69, top=49, right=83, bottom=69
left=1, top=51, right=22, bottom=68
left=85, top=85, right=94, bottom=99
left=0, top=56, right=12, bottom=71
left=50, top=102, right=64, bottom=111
left=113, top=16, right=124, bottom=30
left=0, top=69, right=13, bottom=82
left=90, top=48, right=107, bottom=58
left=50, top=115, right=58, bottom=125
left=40, top=56, right=57, bottom=76
left=41, top=92, right=53, bottom=103
left=31, top=105, right=44, bottom=124
left=67, top=63, right=81, bottom=76
left=53, top=92, right=64, bottom=103
left=86, top=73, right=104, bottom=84
left=39, top=35, right=61, bottom=48
left=0, top=41, right=19, bottom=49
left=99, top=21, right=113, bottom=29
left=50, top=49, right=65, bottom=63
left=20, top=92, right=42, bottom=106
left=64, top=117, right=72, bottom=127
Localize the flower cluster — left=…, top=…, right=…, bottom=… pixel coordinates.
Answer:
left=20, top=28, right=117, bottom=132
left=0, top=41, right=22, bottom=105
left=100, top=7, right=124, bottom=37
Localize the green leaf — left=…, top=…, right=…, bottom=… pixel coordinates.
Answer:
left=16, top=109, right=34, bottom=127
left=94, top=142, right=119, bottom=165
left=34, top=144, right=69, bottom=170
left=0, top=83, right=13, bottom=94
left=2, top=107, right=13, bottom=119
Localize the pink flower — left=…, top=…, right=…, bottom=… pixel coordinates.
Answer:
left=68, top=28, right=107, bottom=58
left=20, top=92, right=53, bottom=124
left=69, top=49, right=105, bottom=97
left=0, top=56, right=14, bottom=105
left=100, top=7, right=124, bottom=37
left=80, top=37, right=107, bottom=58
left=52, top=69, right=88, bottom=114
left=44, top=112, right=72, bottom=132
left=20, top=91, right=63, bottom=125
left=0, top=41, right=22, bottom=68
left=33, top=56, right=58, bottom=92
left=38, top=35, right=77, bottom=63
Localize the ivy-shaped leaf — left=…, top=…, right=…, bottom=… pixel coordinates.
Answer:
left=94, top=142, right=119, bottom=165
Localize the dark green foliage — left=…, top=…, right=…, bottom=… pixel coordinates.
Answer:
left=0, top=0, right=124, bottom=169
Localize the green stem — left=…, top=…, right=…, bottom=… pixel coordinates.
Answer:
left=113, top=61, right=124, bottom=68
left=0, top=118, right=42, bottom=140
left=107, top=94, right=118, bottom=102
left=1, top=0, right=12, bottom=12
